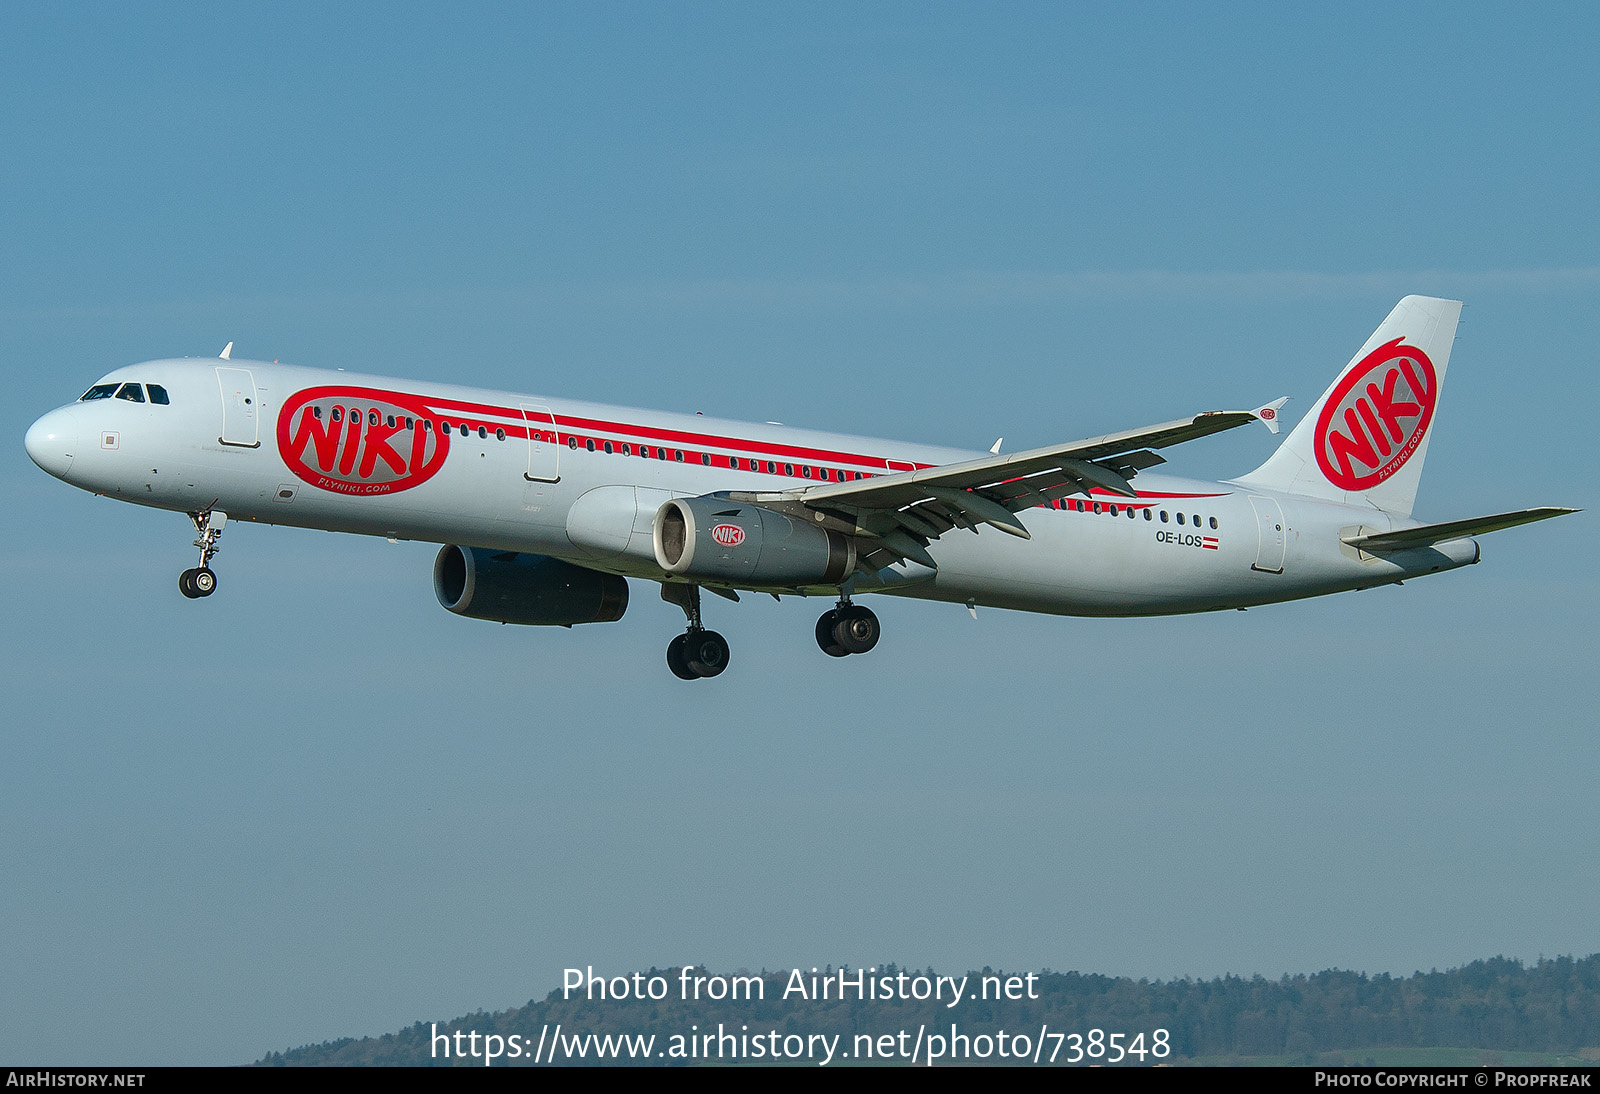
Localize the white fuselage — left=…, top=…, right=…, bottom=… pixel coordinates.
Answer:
left=24, top=357, right=1479, bottom=618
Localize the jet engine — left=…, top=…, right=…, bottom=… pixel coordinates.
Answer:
left=652, top=498, right=855, bottom=586
left=433, top=546, right=629, bottom=625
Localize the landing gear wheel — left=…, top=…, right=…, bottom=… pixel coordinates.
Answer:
left=815, top=610, right=848, bottom=657
left=832, top=605, right=880, bottom=655
left=191, top=568, right=217, bottom=597
left=179, top=568, right=201, bottom=599
left=666, top=634, right=698, bottom=680
left=685, top=629, right=730, bottom=678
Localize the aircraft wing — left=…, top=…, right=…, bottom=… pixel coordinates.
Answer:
left=731, top=406, right=1274, bottom=570
left=1341, top=507, right=1579, bottom=551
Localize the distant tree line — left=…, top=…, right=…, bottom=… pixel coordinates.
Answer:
left=257, top=954, right=1600, bottom=1065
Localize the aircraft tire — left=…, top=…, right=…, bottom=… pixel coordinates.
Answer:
left=685, top=629, right=730, bottom=678
left=666, top=634, right=698, bottom=680
left=192, top=568, right=218, bottom=597
left=832, top=605, right=880, bottom=655
left=815, top=610, right=849, bottom=657
left=178, top=569, right=200, bottom=598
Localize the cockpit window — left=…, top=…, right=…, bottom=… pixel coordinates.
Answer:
left=115, top=383, right=146, bottom=403
left=80, top=383, right=119, bottom=401
left=147, top=384, right=170, bottom=405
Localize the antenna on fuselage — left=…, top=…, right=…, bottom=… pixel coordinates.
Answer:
left=219, top=342, right=233, bottom=360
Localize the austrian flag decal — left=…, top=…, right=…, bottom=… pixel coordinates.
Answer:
left=1314, top=339, right=1437, bottom=491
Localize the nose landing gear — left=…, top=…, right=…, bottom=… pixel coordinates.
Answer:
left=661, top=583, right=730, bottom=680
left=178, top=508, right=226, bottom=599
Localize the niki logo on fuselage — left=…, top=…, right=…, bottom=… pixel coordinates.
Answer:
left=278, top=386, right=448, bottom=494
left=1314, top=339, right=1437, bottom=491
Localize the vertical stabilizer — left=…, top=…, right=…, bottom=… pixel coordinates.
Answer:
left=1233, top=296, right=1461, bottom=517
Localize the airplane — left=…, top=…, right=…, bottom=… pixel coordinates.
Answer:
left=24, top=296, right=1575, bottom=679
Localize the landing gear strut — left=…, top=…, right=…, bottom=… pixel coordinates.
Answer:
left=816, top=594, right=880, bottom=658
left=178, top=508, right=225, bottom=599
left=661, top=583, right=730, bottom=680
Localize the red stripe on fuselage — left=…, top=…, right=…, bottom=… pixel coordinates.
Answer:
left=384, top=388, right=1239, bottom=497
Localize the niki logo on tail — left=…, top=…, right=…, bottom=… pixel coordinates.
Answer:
left=1314, top=339, right=1437, bottom=490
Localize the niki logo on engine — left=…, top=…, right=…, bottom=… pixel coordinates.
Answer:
left=711, top=523, right=746, bottom=547
left=1314, top=338, right=1437, bottom=491
left=277, top=386, right=449, bottom=494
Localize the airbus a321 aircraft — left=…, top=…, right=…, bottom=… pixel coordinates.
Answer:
left=25, top=296, right=1573, bottom=679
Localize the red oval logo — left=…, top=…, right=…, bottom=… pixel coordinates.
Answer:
left=1314, top=339, right=1437, bottom=491
left=1259, top=407, right=1276, bottom=420
left=711, top=523, right=745, bottom=547
left=277, top=386, right=449, bottom=494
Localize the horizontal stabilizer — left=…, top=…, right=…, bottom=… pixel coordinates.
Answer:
left=1341, top=507, right=1578, bottom=551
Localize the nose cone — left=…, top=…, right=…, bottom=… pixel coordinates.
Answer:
left=25, top=408, right=78, bottom=480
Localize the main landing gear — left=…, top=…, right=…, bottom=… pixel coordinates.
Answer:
left=661, top=583, right=730, bottom=680
left=815, top=597, right=880, bottom=658
left=178, top=508, right=226, bottom=599
left=658, top=583, right=882, bottom=678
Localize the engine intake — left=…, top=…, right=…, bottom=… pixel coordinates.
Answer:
left=653, top=498, right=855, bottom=586
left=433, top=546, right=628, bottom=625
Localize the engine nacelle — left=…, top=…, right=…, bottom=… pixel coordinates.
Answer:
left=653, top=498, right=856, bottom=586
left=433, top=546, right=629, bottom=625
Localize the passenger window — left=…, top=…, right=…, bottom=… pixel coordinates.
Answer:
left=369, top=410, right=380, bottom=426
left=496, top=428, right=506, bottom=441
left=460, top=423, right=469, bottom=437
left=802, top=466, right=811, bottom=478
left=784, top=463, right=794, bottom=475
left=147, top=384, right=171, bottom=405
left=1160, top=510, right=1168, bottom=523
left=1192, top=514, right=1200, bottom=526
left=621, top=443, right=631, bottom=456
left=1209, top=517, right=1218, bottom=529
left=1177, top=513, right=1185, bottom=525
left=585, top=439, right=595, bottom=452
left=604, top=441, right=613, bottom=454
left=674, top=450, right=683, bottom=462
left=333, top=407, right=344, bottom=423
left=1143, top=509, right=1152, bottom=520
left=701, top=453, right=710, bottom=466
left=115, top=383, right=145, bottom=403
left=568, top=436, right=578, bottom=449
left=80, top=383, right=119, bottom=401
left=1128, top=507, right=1136, bottom=519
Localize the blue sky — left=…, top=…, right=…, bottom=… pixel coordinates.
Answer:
left=3, top=2, right=1595, bottom=1065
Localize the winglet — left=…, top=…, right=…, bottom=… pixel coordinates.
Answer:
left=1252, top=397, right=1288, bottom=435
left=219, top=342, right=234, bottom=360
